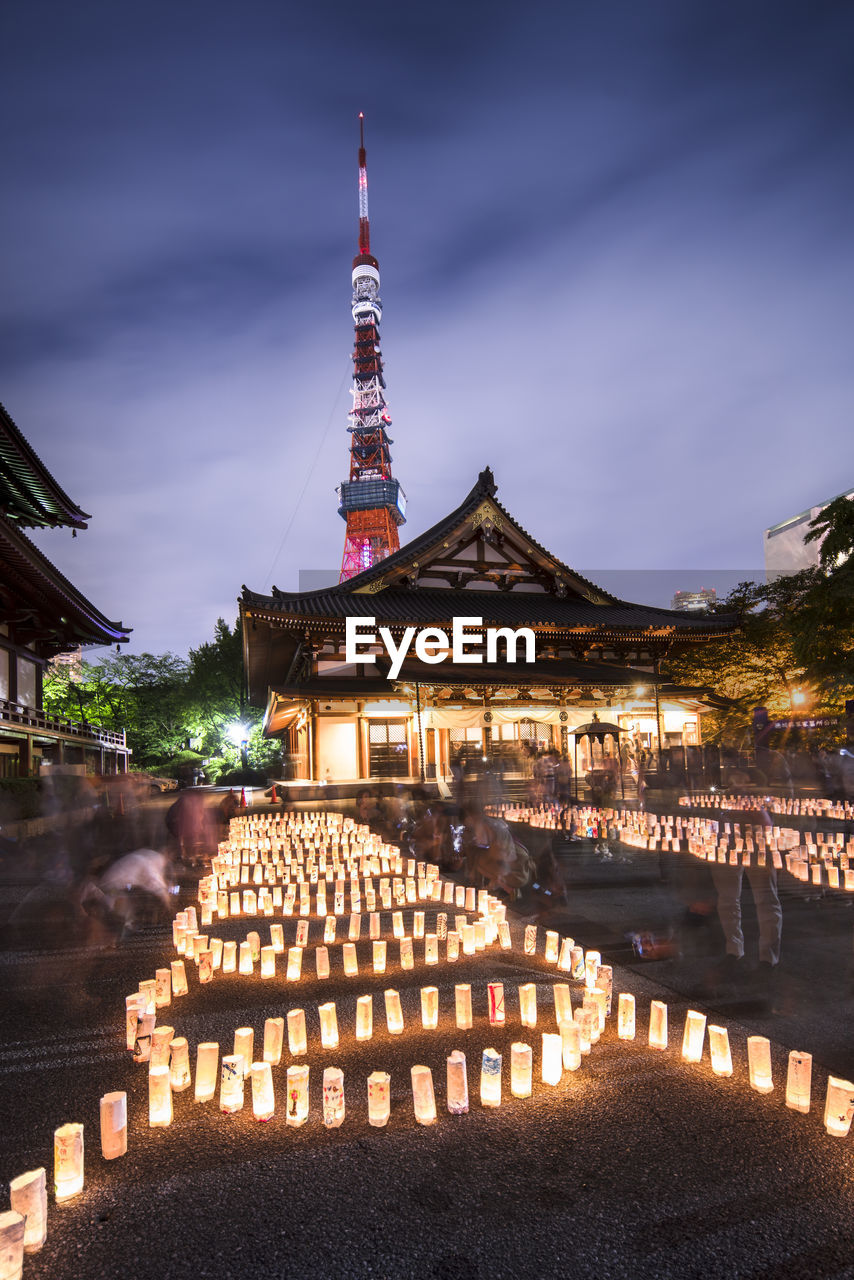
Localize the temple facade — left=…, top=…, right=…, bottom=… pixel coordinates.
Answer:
left=0, top=403, right=131, bottom=776
left=240, top=468, right=732, bottom=785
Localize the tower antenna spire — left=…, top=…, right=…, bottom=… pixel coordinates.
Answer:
left=337, top=115, right=406, bottom=581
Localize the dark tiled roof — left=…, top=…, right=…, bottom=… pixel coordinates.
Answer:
left=0, top=403, right=90, bottom=529
left=243, top=585, right=731, bottom=635
left=0, top=514, right=130, bottom=648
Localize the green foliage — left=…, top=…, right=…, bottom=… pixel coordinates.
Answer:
left=43, top=618, right=283, bottom=776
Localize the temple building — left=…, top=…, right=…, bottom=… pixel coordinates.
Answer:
left=0, top=403, right=130, bottom=776
left=240, top=468, right=732, bottom=785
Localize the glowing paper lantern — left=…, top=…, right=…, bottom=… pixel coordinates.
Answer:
left=648, top=1001, right=668, bottom=1051
left=369, top=912, right=381, bottom=940
left=150, top=1026, right=175, bottom=1069
left=413, top=911, right=425, bottom=939
left=295, top=920, right=309, bottom=947
left=392, top=911, right=404, bottom=939
left=557, top=938, right=574, bottom=972
left=149, top=1065, right=173, bottom=1126
left=437, top=912, right=448, bottom=940
left=597, top=965, right=613, bottom=1015
left=9, top=1167, right=46, bottom=1252
left=286, top=1064, right=310, bottom=1126
left=455, top=984, right=473, bottom=1031
left=544, top=931, right=559, bottom=964
left=421, top=986, right=439, bottom=1030
left=511, top=1042, right=533, bottom=1097
left=138, top=979, right=156, bottom=1007
left=582, top=994, right=601, bottom=1043
left=617, top=994, right=636, bottom=1041
left=488, top=982, right=505, bottom=1026
left=681, top=1010, right=706, bottom=1064
left=570, top=946, right=585, bottom=982
left=384, top=988, right=404, bottom=1034
left=155, top=968, right=171, bottom=1007
left=0, top=1212, right=25, bottom=1280
left=747, top=1036, right=773, bottom=1093
left=368, top=1071, right=391, bottom=1127
left=222, top=941, right=237, bottom=973
left=198, top=949, right=214, bottom=983
left=194, top=1043, right=219, bottom=1102
left=53, top=1124, right=83, bottom=1201
left=411, top=1065, right=437, bottom=1125
left=707, top=1025, right=732, bottom=1076
left=247, top=930, right=261, bottom=960
left=263, top=1017, right=285, bottom=1066
left=399, top=936, right=414, bottom=970
left=251, top=1062, right=275, bottom=1121
left=446, top=932, right=460, bottom=962
left=343, top=943, right=359, bottom=976
left=424, top=933, right=438, bottom=965
left=447, top=1051, right=469, bottom=1114
left=324, top=916, right=337, bottom=944
left=316, top=946, right=330, bottom=979
left=560, top=1018, right=581, bottom=1070
left=233, top=1028, right=254, bottom=1078
left=260, top=946, right=276, bottom=979
left=319, top=1002, right=340, bottom=1049
left=584, top=951, right=601, bottom=989
left=323, top=1067, right=345, bottom=1128
left=125, top=994, right=143, bottom=1051
left=169, top=1038, right=191, bottom=1091
left=372, top=940, right=387, bottom=974
left=465, top=887, right=476, bottom=911
left=590, top=988, right=607, bottom=1033
left=349, top=913, right=362, bottom=940
left=356, top=994, right=373, bottom=1041
left=474, top=921, right=487, bottom=951
left=480, top=1048, right=502, bottom=1107
left=498, top=921, right=512, bottom=949
left=287, top=1009, right=307, bottom=1056
left=238, top=941, right=254, bottom=975
left=287, top=948, right=303, bottom=981
left=133, top=1006, right=155, bottom=1063
left=575, top=1008, right=593, bottom=1055
left=553, top=983, right=572, bottom=1026
left=823, top=1076, right=854, bottom=1136
left=270, top=924, right=285, bottom=953
left=542, top=1033, right=563, bottom=1086
left=170, top=960, right=188, bottom=997
left=220, top=1056, right=245, bottom=1114
left=524, top=924, right=537, bottom=956
left=786, top=1050, right=812, bottom=1114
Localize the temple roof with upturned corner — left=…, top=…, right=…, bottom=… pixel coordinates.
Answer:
left=0, top=402, right=90, bottom=529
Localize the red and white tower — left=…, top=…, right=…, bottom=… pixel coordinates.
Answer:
left=337, top=114, right=406, bottom=581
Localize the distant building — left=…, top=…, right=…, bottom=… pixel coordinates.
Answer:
left=764, top=486, right=854, bottom=578
left=671, top=588, right=717, bottom=613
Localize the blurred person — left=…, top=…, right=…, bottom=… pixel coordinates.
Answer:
left=166, top=789, right=217, bottom=867
left=92, top=847, right=174, bottom=936
left=709, top=804, right=782, bottom=1002
left=460, top=801, right=534, bottom=900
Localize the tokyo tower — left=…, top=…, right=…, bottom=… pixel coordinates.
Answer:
left=337, top=114, right=406, bottom=581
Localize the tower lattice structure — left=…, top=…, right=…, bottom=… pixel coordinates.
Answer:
left=337, top=114, right=406, bottom=582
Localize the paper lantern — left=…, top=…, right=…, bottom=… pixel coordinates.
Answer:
left=524, top=924, right=537, bottom=956
left=247, top=930, right=261, bottom=960
left=155, top=968, right=171, bottom=1007
left=446, top=932, right=460, bottom=962
left=424, top=933, right=439, bottom=965
left=590, top=988, right=607, bottom=1033
left=194, top=1043, right=219, bottom=1102
left=392, top=911, right=404, bottom=938
left=133, top=1006, right=155, bottom=1064
left=421, top=986, right=439, bottom=1030
left=295, top=920, right=309, bottom=947
left=480, top=1048, right=502, bottom=1107
left=648, top=1001, right=668, bottom=1051
left=324, top=916, right=337, bottom=944
left=553, top=983, right=572, bottom=1026
left=399, top=937, right=414, bottom=970
left=384, top=988, right=404, bottom=1034
left=323, top=1067, right=345, bottom=1128
left=319, top=1002, right=340, bottom=1049
left=285, top=1064, right=310, bottom=1126
left=260, top=946, right=276, bottom=979
left=447, top=1050, right=469, bottom=1114
left=747, top=1036, right=773, bottom=1093
left=315, top=946, right=330, bottom=979
left=170, top=960, right=189, bottom=998
left=511, top=1042, right=533, bottom=1098
left=287, top=1009, right=308, bottom=1056
left=597, top=965, right=613, bottom=1015
left=437, top=912, right=448, bottom=940
left=0, top=1212, right=25, bottom=1280
left=222, top=941, right=237, bottom=973
left=270, top=924, right=285, bottom=953
left=474, top=921, right=487, bottom=951
left=584, top=951, right=601, bottom=990
left=570, top=946, right=585, bottom=982
left=411, top=1065, right=437, bottom=1125
left=53, top=1124, right=83, bottom=1202
left=560, top=1018, right=581, bottom=1070
left=125, top=994, right=143, bottom=1051
left=356, top=994, right=373, bottom=1041
left=251, top=1062, right=275, bottom=1121
left=455, top=984, right=473, bottom=1031
left=542, top=1033, right=563, bottom=1086
left=413, top=910, right=425, bottom=939
left=574, top=1008, right=593, bottom=1055
left=786, top=1050, right=812, bottom=1114
left=707, top=1025, right=732, bottom=1076
left=617, top=994, right=636, bottom=1041
left=371, top=940, right=387, bottom=974
left=581, top=994, right=601, bottom=1043
left=367, top=1071, right=391, bottom=1127
left=454, top=913, right=467, bottom=935
left=286, top=947, right=303, bottom=981
left=498, top=921, right=512, bottom=949
left=369, top=912, right=381, bottom=940
left=823, top=1076, right=854, bottom=1136
left=544, top=931, right=559, bottom=964
left=488, top=982, right=506, bottom=1027
left=220, top=1055, right=245, bottom=1114
left=198, top=949, right=214, bottom=983
left=557, top=938, right=574, bottom=972
left=342, top=943, right=358, bottom=977
left=465, top=887, right=476, bottom=911
left=9, top=1168, right=46, bottom=1252
left=238, top=941, right=253, bottom=975
left=681, top=1010, right=706, bottom=1064
left=515, top=982, right=536, bottom=1029
left=149, top=1065, right=173, bottom=1126
left=229, top=891, right=240, bottom=916
left=99, top=1091, right=128, bottom=1161
left=138, top=978, right=156, bottom=1007
left=169, top=1038, right=191, bottom=1091
left=458, top=924, right=473, bottom=956
left=150, top=1026, right=175, bottom=1069
left=263, top=1017, right=285, bottom=1066
left=233, top=1027, right=254, bottom=1077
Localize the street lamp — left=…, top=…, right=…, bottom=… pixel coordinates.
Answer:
left=227, top=722, right=249, bottom=771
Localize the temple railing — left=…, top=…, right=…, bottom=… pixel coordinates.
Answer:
left=0, top=699, right=127, bottom=749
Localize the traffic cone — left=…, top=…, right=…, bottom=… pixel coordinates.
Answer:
left=270, top=784, right=278, bottom=804
left=240, top=787, right=247, bottom=809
